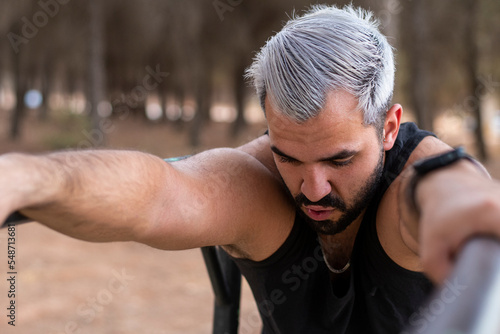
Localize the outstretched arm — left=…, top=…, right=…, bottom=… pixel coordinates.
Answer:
left=0, top=148, right=293, bottom=256
left=1, top=150, right=170, bottom=242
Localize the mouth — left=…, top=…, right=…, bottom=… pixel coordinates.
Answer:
left=304, top=206, right=335, bottom=221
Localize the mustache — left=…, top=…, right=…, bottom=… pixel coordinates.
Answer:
left=294, top=193, right=347, bottom=212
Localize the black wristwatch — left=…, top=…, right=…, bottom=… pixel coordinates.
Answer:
left=408, top=147, right=473, bottom=214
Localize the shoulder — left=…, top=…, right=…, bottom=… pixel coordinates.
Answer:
left=237, top=134, right=281, bottom=180
left=376, top=133, right=451, bottom=271
left=173, top=147, right=281, bottom=194
left=404, top=135, right=452, bottom=168
left=173, top=147, right=295, bottom=261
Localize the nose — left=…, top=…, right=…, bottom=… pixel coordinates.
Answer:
left=300, top=166, right=332, bottom=203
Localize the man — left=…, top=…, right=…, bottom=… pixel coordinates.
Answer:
left=1, top=5, right=500, bottom=333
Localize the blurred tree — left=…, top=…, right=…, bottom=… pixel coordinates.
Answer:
left=88, top=0, right=106, bottom=146
left=5, top=0, right=32, bottom=141
left=180, top=0, right=214, bottom=147
left=1, top=0, right=498, bottom=149
left=9, top=21, right=28, bottom=141
left=402, top=0, right=434, bottom=131
left=37, top=54, right=54, bottom=121
left=463, top=0, right=488, bottom=161
left=478, top=0, right=500, bottom=150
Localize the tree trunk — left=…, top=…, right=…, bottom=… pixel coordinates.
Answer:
left=190, top=69, right=212, bottom=147
left=8, top=20, right=27, bottom=141
left=159, top=89, right=168, bottom=122
left=87, top=0, right=106, bottom=147
left=173, top=87, right=185, bottom=131
left=38, top=58, right=53, bottom=121
left=464, top=0, right=488, bottom=161
left=407, top=0, right=434, bottom=131
left=231, top=61, right=248, bottom=138
left=10, top=51, right=26, bottom=141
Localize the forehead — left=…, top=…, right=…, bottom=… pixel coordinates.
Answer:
left=266, top=90, right=373, bottom=158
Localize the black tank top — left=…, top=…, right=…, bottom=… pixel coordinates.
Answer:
left=232, top=123, right=436, bottom=333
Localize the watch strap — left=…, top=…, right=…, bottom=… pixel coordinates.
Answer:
left=408, top=147, right=473, bottom=215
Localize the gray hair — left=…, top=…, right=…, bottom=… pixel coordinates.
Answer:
left=246, top=4, right=395, bottom=128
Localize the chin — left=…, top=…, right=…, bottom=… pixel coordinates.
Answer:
left=313, top=220, right=352, bottom=235
left=298, top=211, right=349, bottom=235
left=299, top=207, right=365, bottom=235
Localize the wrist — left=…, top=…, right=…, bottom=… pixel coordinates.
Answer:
left=0, top=153, right=64, bottom=213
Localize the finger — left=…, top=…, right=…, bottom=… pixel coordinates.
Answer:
left=420, top=233, right=454, bottom=284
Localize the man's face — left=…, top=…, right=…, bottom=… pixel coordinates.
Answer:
left=267, top=90, right=385, bottom=235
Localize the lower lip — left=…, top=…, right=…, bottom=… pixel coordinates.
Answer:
left=306, top=208, right=334, bottom=221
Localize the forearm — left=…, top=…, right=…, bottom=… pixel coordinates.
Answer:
left=0, top=150, right=170, bottom=242
left=400, top=154, right=491, bottom=242
left=399, top=151, right=499, bottom=282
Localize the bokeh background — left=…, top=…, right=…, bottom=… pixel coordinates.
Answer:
left=0, top=0, right=500, bottom=333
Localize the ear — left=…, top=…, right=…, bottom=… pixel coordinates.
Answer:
left=382, top=104, right=402, bottom=151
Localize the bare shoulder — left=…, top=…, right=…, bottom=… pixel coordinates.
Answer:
left=237, top=135, right=281, bottom=180
left=376, top=135, right=452, bottom=271
left=169, top=147, right=295, bottom=261
left=172, top=146, right=280, bottom=191
left=404, top=135, right=452, bottom=168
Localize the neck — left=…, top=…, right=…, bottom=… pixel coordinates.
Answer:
left=319, top=212, right=364, bottom=271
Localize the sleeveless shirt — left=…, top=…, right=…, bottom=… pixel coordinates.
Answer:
left=231, top=122, right=436, bottom=333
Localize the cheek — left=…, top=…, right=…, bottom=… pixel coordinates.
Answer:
left=334, top=159, right=380, bottom=200
left=276, top=164, right=302, bottom=195
left=330, top=169, right=358, bottom=200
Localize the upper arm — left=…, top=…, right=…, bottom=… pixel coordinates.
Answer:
left=377, top=136, right=453, bottom=269
left=138, top=148, right=294, bottom=258
left=396, top=135, right=493, bottom=254
left=397, top=136, right=452, bottom=251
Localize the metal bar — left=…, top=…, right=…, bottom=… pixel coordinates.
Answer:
left=211, top=246, right=241, bottom=334
left=405, top=236, right=500, bottom=334
left=201, top=246, right=233, bottom=306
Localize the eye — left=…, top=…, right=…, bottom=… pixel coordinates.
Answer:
left=277, top=155, right=298, bottom=164
left=329, top=157, right=353, bottom=167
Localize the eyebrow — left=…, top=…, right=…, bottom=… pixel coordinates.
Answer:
left=270, top=145, right=358, bottom=163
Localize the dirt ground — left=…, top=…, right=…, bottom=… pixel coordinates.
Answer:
left=1, top=111, right=500, bottom=334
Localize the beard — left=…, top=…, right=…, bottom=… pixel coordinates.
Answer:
left=294, top=148, right=385, bottom=235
